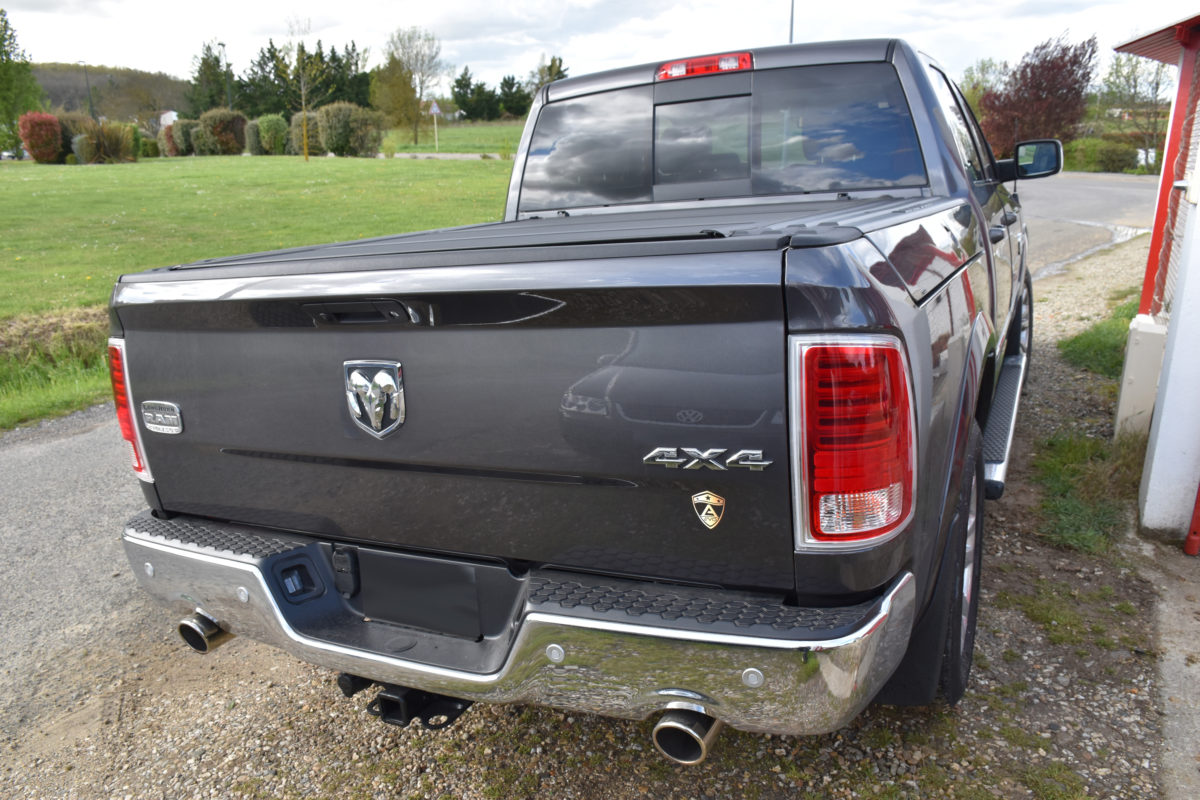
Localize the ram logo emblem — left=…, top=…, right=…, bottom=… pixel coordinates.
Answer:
left=345, top=361, right=405, bottom=438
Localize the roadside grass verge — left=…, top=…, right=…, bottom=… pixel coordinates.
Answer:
left=1056, top=288, right=1139, bottom=379
left=1034, top=285, right=1146, bottom=552
left=383, top=121, right=524, bottom=155
left=0, top=156, right=511, bottom=430
left=0, top=307, right=109, bottom=429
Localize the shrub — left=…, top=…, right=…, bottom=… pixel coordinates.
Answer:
left=288, top=111, right=319, bottom=156
left=18, top=112, right=62, bottom=163
left=317, top=102, right=357, bottom=156
left=140, top=137, right=160, bottom=158
left=257, top=113, right=287, bottom=155
left=190, top=125, right=220, bottom=156
left=245, top=120, right=263, bottom=155
left=70, top=120, right=135, bottom=164
left=71, top=132, right=93, bottom=164
left=349, top=106, right=385, bottom=157
left=158, top=123, right=179, bottom=157
left=172, top=119, right=199, bottom=155
left=64, top=153, right=77, bottom=165
left=57, top=112, right=92, bottom=162
left=1064, top=137, right=1138, bottom=173
left=197, top=108, right=248, bottom=155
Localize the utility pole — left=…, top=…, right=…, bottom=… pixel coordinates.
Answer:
left=77, top=61, right=97, bottom=120
left=789, top=0, right=795, bottom=44
left=219, top=42, right=233, bottom=109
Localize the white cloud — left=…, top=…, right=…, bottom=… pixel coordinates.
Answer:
left=6, top=0, right=1196, bottom=93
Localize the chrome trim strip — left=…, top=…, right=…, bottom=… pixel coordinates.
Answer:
left=124, top=529, right=916, bottom=735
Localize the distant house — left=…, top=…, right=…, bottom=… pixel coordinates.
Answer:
left=160, top=110, right=178, bottom=128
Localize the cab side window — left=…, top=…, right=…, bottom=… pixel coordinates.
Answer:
left=929, top=68, right=986, bottom=183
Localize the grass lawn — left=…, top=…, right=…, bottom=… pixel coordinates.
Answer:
left=0, top=155, right=513, bottom=428
left=383, top=121, right=524, bottom=155
left=0, top=156, right=513, bottom=319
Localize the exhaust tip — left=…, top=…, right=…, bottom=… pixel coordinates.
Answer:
left=652, top=709, right=724, bottom=765
left=178, top=612, right=233, bottom=653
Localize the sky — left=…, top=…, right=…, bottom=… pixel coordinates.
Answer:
left=4, top=0, right=1197, bottom=93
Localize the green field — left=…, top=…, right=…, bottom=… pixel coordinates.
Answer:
left=0, top=155, right=513, bottom=428
left=0, top=156, right=513, bottom=318
left=383, top=121, right=524, bottom=155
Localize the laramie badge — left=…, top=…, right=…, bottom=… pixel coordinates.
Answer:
left=691, top=491, right=726, bottom=530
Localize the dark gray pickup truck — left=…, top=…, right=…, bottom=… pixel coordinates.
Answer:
left=108, top=39, right=1059, bottom=764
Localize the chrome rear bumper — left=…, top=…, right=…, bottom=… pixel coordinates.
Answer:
left=124, top=519, right=915, bottom=736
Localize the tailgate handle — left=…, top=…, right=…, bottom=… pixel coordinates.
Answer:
left=303, top=299, right=429, bottom=326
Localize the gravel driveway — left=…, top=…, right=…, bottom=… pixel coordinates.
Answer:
left=0, top=234, right=1178, bottom=799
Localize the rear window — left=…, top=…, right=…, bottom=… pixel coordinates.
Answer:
left=518, top=63, right=927, bottom=214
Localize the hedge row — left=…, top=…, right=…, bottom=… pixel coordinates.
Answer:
left=17, top=112, right=139, bottom=164
left=19, top=102, right=385, bottom=164
left=162, top=104, right=383, bottom=158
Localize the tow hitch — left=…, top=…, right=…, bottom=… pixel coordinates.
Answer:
left=338, top=672, right=473, bottom=730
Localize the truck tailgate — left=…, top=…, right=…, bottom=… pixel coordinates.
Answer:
left=114, top=245, right=794, bottom=592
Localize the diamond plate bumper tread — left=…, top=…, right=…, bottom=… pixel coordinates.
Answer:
left=529, top=574, right=877, bottom=640
left=125, top=510, right=308, bottom=560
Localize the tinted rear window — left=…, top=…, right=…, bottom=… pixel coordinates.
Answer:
left=518, top=63, right=926, bottom=213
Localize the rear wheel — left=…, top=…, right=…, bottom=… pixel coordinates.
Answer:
left=874, top=422, right=984, bottom=706
left=938, top=422, right=984, bottom=704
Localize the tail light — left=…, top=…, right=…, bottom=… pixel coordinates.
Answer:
left=656, top=52, right=753, bottom=81
left=791, top=336, right=915, bottom=550
left=108, top=338, right=153, bottom=482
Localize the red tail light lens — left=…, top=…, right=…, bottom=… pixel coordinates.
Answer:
left=793, top=337, right=914, bottom=547
left=108, top=339, right=152, bottom=481
left=656, top=52, right=752, bottom=81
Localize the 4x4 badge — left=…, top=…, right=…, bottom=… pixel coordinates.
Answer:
left=345, top=360, right=405, bottom=438
left=692, top=491, right=725, bottom=530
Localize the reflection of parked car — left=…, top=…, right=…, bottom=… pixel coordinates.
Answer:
left=111, top=39, right=1061, bottom=765
left=560, top=328, right=783, bottom=453
left=0, top=151, right=15, bottom=160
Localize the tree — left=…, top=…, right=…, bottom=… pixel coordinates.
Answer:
left=0, top=9, right=43, bottom=156
left=282, top=19, right=334, bottom=160
left=526, top=54, right=567, bottom=94
left=980, top=35, right=1098, bottom=157
left=384, top=27, right=447, bottom=144
left=960, top=58, right=1007, bottom=120
left=1102, top=53, right=1171, bottom=164
left=370, top=55, right=419, bottom=133
left=498, top=75, right=531, bottom=118
left=185, top=42, right=231, bottom=117
left=238, top=39, right=291, bottom=118
left=451, top=67, right=500, bottom=121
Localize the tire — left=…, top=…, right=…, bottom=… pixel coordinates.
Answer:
left=937, top=422, right=984, bottom=705
left=874, top=422, right=983, bottom=706
left=1006, top=270, right=1033, bottom=364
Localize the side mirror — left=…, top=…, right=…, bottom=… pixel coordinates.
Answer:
left=995, top=139, right=1063, bottom=182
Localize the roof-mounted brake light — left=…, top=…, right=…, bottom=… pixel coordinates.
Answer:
left=656, top=52, right=752, bottom=81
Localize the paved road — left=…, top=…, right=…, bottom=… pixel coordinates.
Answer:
left=1018, top=171, right=1159, bottom=277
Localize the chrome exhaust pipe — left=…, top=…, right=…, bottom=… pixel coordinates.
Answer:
left=652, top=709, right=724, bottom=765
left=178, top=612, right=233, bottom=653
